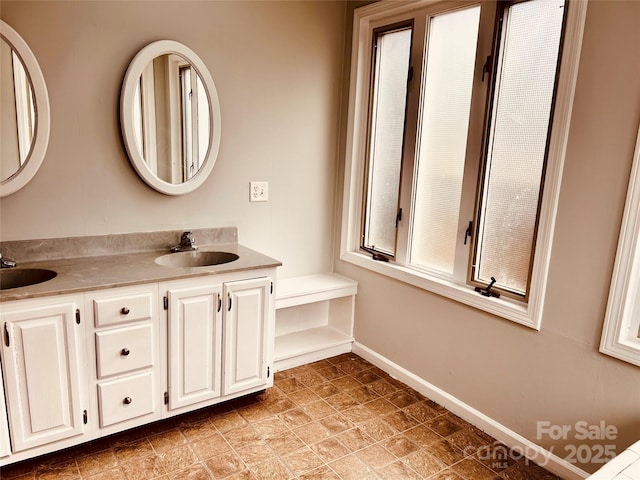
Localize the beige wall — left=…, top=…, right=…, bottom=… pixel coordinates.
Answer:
left=0, top=0, right=346, bottom=279
left=335, top=1, right=640, bottom=474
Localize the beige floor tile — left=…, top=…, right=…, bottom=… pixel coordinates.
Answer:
left=278, top=408, right=313, bottom=429
left=113, top=439, right=156, bottom=464
left=429, top=469, right=465, bottom=480
left=249, top=458, right=292, bottom=480
left=35, top=460, right=81, bottom=480
left=403, top=448, right=448, bottom=477
left=298, top=465, right=341, bottom=480
left=292, top=420, right=332, bottom=445
left=167, top=464, right=212, bottom=480
left=451, top=457, right=502, bottom=480
left=252, top=416, right=289, bottom=440
left=403, top=424, right=443, bottom=447
left=283, top=446, right=324, bottom=476
left=299, top=400, right=337, bottom=420
left=157, top=444, right=199, bottom=474
left=310, top=437, right=350, bottom=463
left=148, top=428, right=187, bottom=453
left=191, top=433, right=232, bottom=460
left=204, top=452, right=245, bottom=479
left=84, top=467, right=125, bottom=480
left=0, top=354, right=562, bottom=480
left=355, top=444, right=396, bottom=469
left=376, top=459, right=423, bottom=480
left=359, top=418, right=398, bottom=442
left=120, top=454, right=166, bottom=479
left=210, top=411, right=248, bottom=433
left=76, top=450, right=117, bottom=477
left=381, top=434, right=420, bottom=459
left=265, top=431, right=306, bottom=456
left=336, top=427, right=376, bottom=452
left=329, top=454, right=372, bottom=480
left=235, top=440, right=273, bottom=465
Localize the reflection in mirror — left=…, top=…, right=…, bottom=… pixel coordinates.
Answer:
left=0, top=40, right=35, bottom=181
left=132, top=54, right=210, bottom=184
left=0, top=20, right=49, bottom=197
left=121, top=40, right=221, bottom=196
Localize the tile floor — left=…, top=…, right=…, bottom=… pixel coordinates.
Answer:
left=0, top=353, right=562, bottom=480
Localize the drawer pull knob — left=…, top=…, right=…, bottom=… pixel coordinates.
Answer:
left=121, top=348, right=130, bottom=356
left=123, top=397, right=132, bottom=405
left=121, top=307, right=130, bottom=315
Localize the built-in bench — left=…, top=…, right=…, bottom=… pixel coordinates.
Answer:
left=274, top=273, right=357, bottom=371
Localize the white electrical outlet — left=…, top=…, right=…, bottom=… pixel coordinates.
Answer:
left=250, top=181, right=268, bottom=202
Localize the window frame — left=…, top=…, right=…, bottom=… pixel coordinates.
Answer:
left=340, top=0, right=588, bottom=329
left=600, top=123, right=640, bottom=367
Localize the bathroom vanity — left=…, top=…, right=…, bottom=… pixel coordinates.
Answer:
left=0, top=228, right=280, bottom=466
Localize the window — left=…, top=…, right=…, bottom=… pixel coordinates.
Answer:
left=342, top=0, right=587, bottom=328
left=600, top=124, right=640, bottom=368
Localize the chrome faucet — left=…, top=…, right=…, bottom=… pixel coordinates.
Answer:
left=0, top=253, right=17, bottom=268
left=170, top=231, right=198, bottom=253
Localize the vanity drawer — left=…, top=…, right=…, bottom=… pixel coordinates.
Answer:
left=93, top=291, right=153, bottom=327
left=97, top=372, right=155, bottom=427
left=95, top=324, right=153, bottom=378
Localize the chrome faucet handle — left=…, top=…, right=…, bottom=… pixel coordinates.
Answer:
left=181, top=231, right=196, bottom=245
left=170, top=232, right=198, bottom=252
left=0, top=253, right=17, bottom=268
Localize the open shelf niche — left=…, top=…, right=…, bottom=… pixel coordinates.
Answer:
left=274, top=273, right=357, bottom=371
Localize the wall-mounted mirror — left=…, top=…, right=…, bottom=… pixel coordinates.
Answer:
left=120, top=40, right=221, bottom=195
left=0, top=20, right=50, bottom=197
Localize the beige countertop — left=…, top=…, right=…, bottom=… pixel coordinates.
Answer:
left=0, top=242, right=282, bottom=302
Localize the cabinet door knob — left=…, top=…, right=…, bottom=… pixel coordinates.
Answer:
left=121, top=348, right=130, bottom=356
left=121, top=307, right=130, bottom=315
left=123, top=397, right=132, bottom=405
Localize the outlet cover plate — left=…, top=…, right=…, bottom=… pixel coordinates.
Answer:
left=250, top=181, right=268, bottom=202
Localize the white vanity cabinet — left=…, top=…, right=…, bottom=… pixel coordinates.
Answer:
left=0, top=264, right=277, bottom=466
left=85, top=285, right=162, bottom=435
left=0, top=295, right=88, bottom=453
left=162, top=272, right=274, bottom=415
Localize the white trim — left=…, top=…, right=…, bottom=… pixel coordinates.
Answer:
left=0, top=20, right=50, bottom=198
left=340, top=0, right=588, bottom=329
left=353, top=342, right=590, bottom=480
left=120, top=40, right=221, bottom=196
left=600, top=123, right=640, bottom=367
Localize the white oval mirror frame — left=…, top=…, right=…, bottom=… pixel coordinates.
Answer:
left=0, top=20, right=50, bottom=197
left=120, top=40, right=221, bottom=195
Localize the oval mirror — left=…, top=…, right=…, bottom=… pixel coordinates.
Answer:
left=120, top=40, right=221, bottom=195
left=0, top=20, right=50, bottom=197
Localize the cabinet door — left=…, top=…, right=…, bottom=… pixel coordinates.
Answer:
left=0, top=357, right=11, bottom=459
left=223, top=277, right=271, bottom=395
left=0, top=298, right=86, bottom=452
left=167, top=284, right=223, bottom=410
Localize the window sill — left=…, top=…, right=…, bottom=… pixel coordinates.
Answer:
left=341, top=250, right=537, bottom=329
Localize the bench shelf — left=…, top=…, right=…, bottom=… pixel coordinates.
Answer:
left=275, top=273, right=357, bottom=371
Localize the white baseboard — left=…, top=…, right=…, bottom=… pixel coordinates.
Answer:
left=352, top=342, right=589, bottom=480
